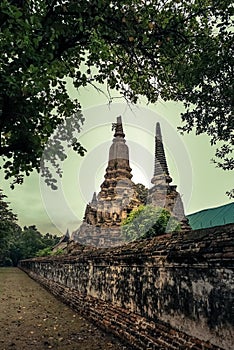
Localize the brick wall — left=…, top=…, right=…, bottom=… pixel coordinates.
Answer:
left=19, top=224, right=234, bottom=350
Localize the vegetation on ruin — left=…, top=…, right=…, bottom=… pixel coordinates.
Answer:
left=36, top=246, right=65, bottom=257
left=121, top=205, right=181, bottom=241
left=0, top=1, right=233, bottom=192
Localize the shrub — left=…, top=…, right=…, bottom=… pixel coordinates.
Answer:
left=36, top=247, right=52, bottom=257
left=52, top=248, right=64, bottom=256
left=121, top=205, right=180, bottom=242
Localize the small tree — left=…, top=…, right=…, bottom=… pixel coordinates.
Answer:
left=0, top=191, right=61, bottom=264
left=41, top=232, right=60, bottom=247
left=19, top=225, right=46, bottom=259
left=121, top=205, right=180, bottom=242
left=0, top=189, right=21, bottom=265
left=36, top=246, right=52, bottom=257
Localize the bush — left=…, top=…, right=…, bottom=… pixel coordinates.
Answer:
left=36, top=247, right=52, bottom=257
left=121, top=205, right=180, bottom=242
left=52, top=248, right=64, bottom=256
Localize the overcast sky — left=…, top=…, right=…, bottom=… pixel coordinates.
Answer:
left=2, top=83, right=233, bottom=236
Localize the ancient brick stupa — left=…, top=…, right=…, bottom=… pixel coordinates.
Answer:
left=71, top=117, right=190, bottom=248
left=147, top=122, right=190, bottom=230
left=71, top=116, right=143, bottom=247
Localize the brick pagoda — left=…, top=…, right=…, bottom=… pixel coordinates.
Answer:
left=147, top=122, right=190, bottom=230
left=71, top=118, right=190, bottom=247
left=71, top=116, right=143, bottom=247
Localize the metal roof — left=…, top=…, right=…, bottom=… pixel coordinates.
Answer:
left=187, top=202, right=234, bottom=230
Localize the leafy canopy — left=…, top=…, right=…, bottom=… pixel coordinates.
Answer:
left=0, top=189, right=20, bottom=265
left=0, top=188, right=17, bottom=222
left=121, top=205, right=180, bottom=241
left=0, top=189, right=60, bottom=265
left=0, top=0, right=233, bottom=188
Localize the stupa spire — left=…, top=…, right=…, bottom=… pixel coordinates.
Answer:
left=152, top=122, right=172, bottom=184
left=113, top=116, right=125, bottom=138
left=97, top=116, right=133, bottom=200
left=148, top=122, right=190, bottom=231
left=108, top=116, right=130, bottom=167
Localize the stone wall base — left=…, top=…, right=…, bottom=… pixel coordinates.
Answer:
left=21, top=267, right=223, bottom=350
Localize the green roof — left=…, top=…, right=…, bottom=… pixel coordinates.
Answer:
left=187, top=202, right=234, bottom=230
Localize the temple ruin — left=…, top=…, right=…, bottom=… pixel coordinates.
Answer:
left=71, top=116, right=190, bottom=247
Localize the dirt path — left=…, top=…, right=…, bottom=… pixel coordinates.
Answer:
left=0, top=268, right=131, bottom=350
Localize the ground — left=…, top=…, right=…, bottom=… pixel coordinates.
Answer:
left=0, top=268, right=132, bottom=350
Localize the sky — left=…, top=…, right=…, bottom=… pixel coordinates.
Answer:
left=1, top=82, right=233, bottom=236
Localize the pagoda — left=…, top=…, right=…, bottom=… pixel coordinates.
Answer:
left=72, top=118, right=190, bottom=248
left=71, top=116, right=143, bottom=247
left=147, top=122, right=190, bottom=230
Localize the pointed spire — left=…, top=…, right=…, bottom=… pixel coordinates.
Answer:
left=153, top=122, right=172, bottom=183
left=156, top=121, right=163, bottom=141
left=63, top=228, right=70, bottom=242
left=99, top=116, right=133, bottom=200
left=113, top=116, right=125, bottom=138
left=65, top=228, right=70, bottom=238
left=108, top=116, right=129, bottom=163
left=91, top=192, right=97, bottom=204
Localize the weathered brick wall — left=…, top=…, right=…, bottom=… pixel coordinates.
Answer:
left=20, top=224, right=234, bottom=350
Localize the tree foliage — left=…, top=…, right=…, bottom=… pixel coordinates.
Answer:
left=0, top=0, right=233, bottom=188
left=0, top=190, right=60, bottom=265
left=0, top=189, right=17, bottom=222
left=0, top=189, right=20, bottom=264
left=0, top=224, right=60, bottom=266
left=121, top=205, right=180, bottom=242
